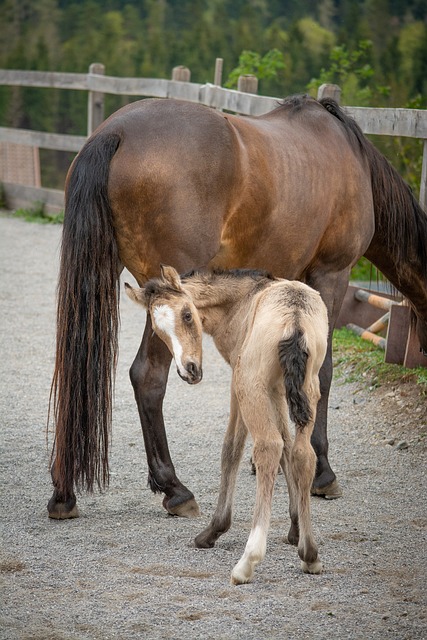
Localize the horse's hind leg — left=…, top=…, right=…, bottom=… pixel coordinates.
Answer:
left=48, top=466, right=78, bottom=519
left=195, top=391, right=247, bottom=548
left=130, top=314, right=200, bottom=517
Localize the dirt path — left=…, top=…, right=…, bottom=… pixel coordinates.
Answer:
left=0, top=214, right=426, bottom=640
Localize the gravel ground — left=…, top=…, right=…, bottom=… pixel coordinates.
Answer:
left=0, top=214, right=426, bottom=640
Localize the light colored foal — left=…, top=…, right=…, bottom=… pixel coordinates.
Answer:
left=126, top=265, right=328, bottom=584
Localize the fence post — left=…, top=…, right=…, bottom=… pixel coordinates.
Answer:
left=237, top=74, right=258, bottom=94
left=420, top=139, right=427, bottom=213
left=87, top=62, right=105, bottom=137
left=214, top=58, right=223, bottom=86
left=172, top=66, right=191, bottom=82
left=317, top=83, right=341, bottom=103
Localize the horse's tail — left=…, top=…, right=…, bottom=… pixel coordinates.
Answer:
left=319, top=98, right=427, bottom=279
left=49, top=131, right=122, bottom=497
left=278, top=329, right=312, bottom=429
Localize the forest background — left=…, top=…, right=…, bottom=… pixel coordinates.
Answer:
left=0, top=0, right=426, bottom=193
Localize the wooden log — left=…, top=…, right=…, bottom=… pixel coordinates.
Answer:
left=346, top=323, right=386, bottom=349
left=367, top=312, right=389, bottom=334
left=336, top=285, right=391, bottom=329
left=354, top=289, right=394, bottom=311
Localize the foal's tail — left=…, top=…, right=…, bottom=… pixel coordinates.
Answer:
left=278, top=329, right=312, bottom=429
left=49, top=131, right=122, bottom=497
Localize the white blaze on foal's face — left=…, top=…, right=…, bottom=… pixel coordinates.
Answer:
left=152, top=304, right=185, bottom=375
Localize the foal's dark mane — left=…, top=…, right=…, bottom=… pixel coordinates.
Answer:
left=182, top=267, right=274, bottom=281
left=181, top=267, right=276, bottom=289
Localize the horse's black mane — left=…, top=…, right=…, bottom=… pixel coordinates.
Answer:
left=275, top=94, right=427, bottom=285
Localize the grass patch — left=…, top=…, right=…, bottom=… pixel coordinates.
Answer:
left=333, top=327, right=427, bottom=389
left=350, top=257, right=380, bottom=281
left=13, top=202, right=64, bottom=224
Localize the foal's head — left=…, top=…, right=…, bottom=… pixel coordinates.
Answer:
left=125, top=265, right=203, bottom=384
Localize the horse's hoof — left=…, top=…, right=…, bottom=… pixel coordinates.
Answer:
left=163, top=495, right=200, bottom=518
left=301, top=558, right=323, bottom=574
left=311, top=478, right=342, bottom=499
left=47, top=496, right=79, bottom=520
left=194, top=533, right=215, bottom=549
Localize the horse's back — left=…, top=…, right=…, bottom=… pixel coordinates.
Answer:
left=82, top=96, right=375, bottom=283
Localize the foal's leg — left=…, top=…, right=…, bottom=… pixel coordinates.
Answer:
left=270, top=389, right=300, bottom=545
left=230, top=372, right=283, bottom=585
left=130, top=314, right=199, bottom=517
left=195, top=390, right=247, bottom=548
left=291, top=421, right=322, bottom=574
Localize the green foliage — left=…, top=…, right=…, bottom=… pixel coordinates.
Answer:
left=307, top=39, right=390, bottom=105
left=333, top=328, right=427, bottom=388
left=13, top=203, right=64, bottom=224
left=225, top=49, right=285, bottom=89
left=350, top=257, right=380, bottom=282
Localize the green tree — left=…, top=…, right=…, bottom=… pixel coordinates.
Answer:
left=307, top=40, right=388, bottom=106
left=225, top=49, right=285, bottom=92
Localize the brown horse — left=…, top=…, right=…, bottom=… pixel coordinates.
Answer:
left=48, top=94, right=427, bottom=520
left=126, top=265, right=328, bottom=583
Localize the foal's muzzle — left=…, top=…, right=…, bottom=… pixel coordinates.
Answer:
left=178, top=361, right=203, bottom=385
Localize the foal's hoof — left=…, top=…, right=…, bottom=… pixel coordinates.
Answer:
left=301, top=558, right=323, bottom=574
left=47, top=496, right=79, bottom=520
left=194, top=531, right=216, bottom=549
left=311, top=479, right=342, bottom=500
left=163, top=495, right=200, bottom=518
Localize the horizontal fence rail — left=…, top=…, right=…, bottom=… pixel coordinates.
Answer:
left=0, top=66, right=426, bottom=212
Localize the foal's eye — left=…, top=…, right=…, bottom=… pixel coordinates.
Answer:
left=183, top=311, right=193, bottom=323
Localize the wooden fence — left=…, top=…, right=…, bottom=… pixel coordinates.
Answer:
left=0, top=61, right=426, bottom=213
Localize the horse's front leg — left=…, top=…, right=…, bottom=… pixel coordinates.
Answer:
left=195, top=390, right=247, bottom=548
left=309, top=345, right=342, bottom=497
left=130, top=314, right=199, bottom=517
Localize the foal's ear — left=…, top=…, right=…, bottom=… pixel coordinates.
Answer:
left=124, top=282, right=147, bottom=307
left=160, top=264, right=182, bottom=291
